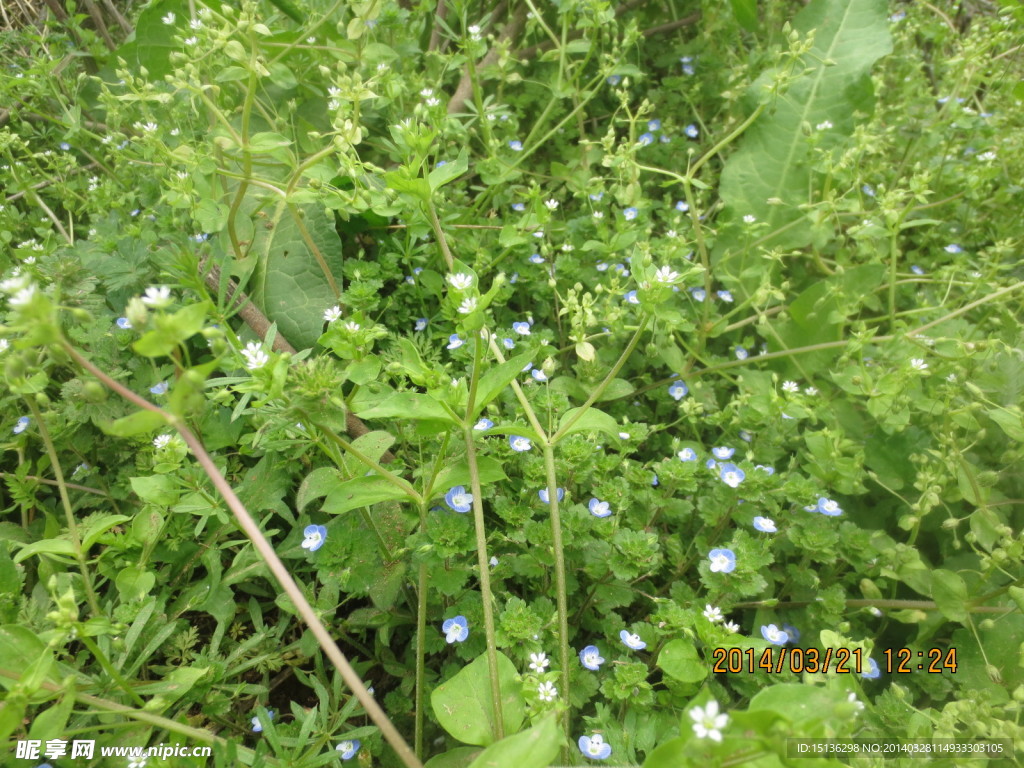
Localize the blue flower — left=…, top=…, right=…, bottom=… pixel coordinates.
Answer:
left=619, top=630, right=646, bottom=650
left=588, top=498, right=612, bottom=517
left=13, top=416, right=29, bottom=435
left=782, top=623, right=800, bottom=642
left=579, top=734, right=612, bottom=760
left=251, top=709, right=275, bottom=733
left=606, top=75, right=621, bottom=85
left=706, top=458, right=717, bottom=469
left=445, top=486, right=473, bottom=513
left=508, top=140, right=523, bottom=151
left=447, top=333, right=464, bottom=350
left=474, top=418, right=494, bottom=431
left=735, top=347, right=748, bottom=360
left=712, top=446, right=734, bottom=460
left=624, top=290, right=639, bottom=305
left=443, top=615, right=469, bottom=643
left=945, top=243, right=963, bottom=254
left=717, top=290, right=733, bottom=302
left=677, top=447, right=697, bottom=462
left=680, top=55, right=695, bottom=75
left=336, top=739, right=361, bottom=760
left=651, top=473, right=659, bottom=486
left=668, top=381, right=689, bottom=400
left=301, top=524, right=328, bottom=552
left=531, top=369, right=548, bottom=382
left=862, top=657, right=881, bottom=679
left=415, top=318, right=428, bottom=331
left=862, top=184, right=876, bottom=197
left=647, top=119, right=661, bottom=131
left=579, top=645, right=605, bottom=670
left=761, top=624, right=789, bottom=645
left=623, top=207, right=638, bottom=221
left=589, top=192, right=604, bottom=201
left=116, top=317, right=132, bottom=329
left=503, top=337, right=516, bottom=349
left=675, top=200, right=689, bottom=212
left=638, top=132, right=654, bottom=146
left=539, top=488, right=565, bottom=503
left=149, top=381, right=169, bottom=395
left=512, top=202, right=526, bottom=211
left=529, top=253, right=544, bottom=264
left=708, top=548, right=736, bottom=573
left=690, top=287, right=706, bottom=302
left=685, top=123, right=699, bottom=139
left=755, top=464, right=775, bottom=475
left=911, top=265, right=925, bottom=275
left=512, top=321, right=531, bottom=335
left=660, top=134, right=671, bottom=143
left=509, top=435, right=532, bottom=452
left=817, top=497, right=843, bottom=516
left=719, top=463, right=745, bottom=488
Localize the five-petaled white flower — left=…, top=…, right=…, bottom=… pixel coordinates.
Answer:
left=529, top=652, right=549, bottom=673
left=141, top=285, right=172, bottom=308
left=910, top=358, right=928, bottom=371
left=447, top=273, right=474, bottom=290
left=241, top=342, right=269, bottom=370
left=783, top=380, right=799, bottom=393
left=537, top=681, right=558, bottom=701
left=654, top=266, right=680, bottom=283
left=153, top=434, right=172, bottom=449
left=162, top=12, right=175, bottom=24
left=703, top=604, right=723, bottom=623
left=544, top=199, right=559, bottom=210
left=457, top=297, right=478, bottom=314
left=324, top=306, right=342, bottom=323
left=690, top=699, right=729, bottom=742
left=724, top=620, right=740, bottom=633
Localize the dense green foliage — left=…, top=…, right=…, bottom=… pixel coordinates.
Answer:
left=2, top=0, right=1023, bottom=766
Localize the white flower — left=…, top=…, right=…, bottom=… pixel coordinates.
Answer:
left=457, top=297, right=478, bottom=314
left=690, top=699, right=729, bottom=742
left=162, top=12, right=175, bottom=23
left=816, top=120, right=833, bottom=130
left=189, top=18, right=202, bottom=29
left=724, top=620, right=739, bottom=633
left=848, top=692, right=865, bottom=711
left=537, top=681, right=558, bottom=702
left=344, top=321, right=360, bottom=332
left=467, top=24, right=481, bottom=39
left=544, top=199, right=559, bottom=210
left=141, top=285, right=172, bottom=308
left=529, top=652, right=550, bottom=673
left=654, top=266, right=680, bottom=284
left=804, top=386, right=818, bottom=395
left=447, top=273, right=474, bottom=290
left=0, top=339, right=8, bottom=353
left=241, top=342, right=269, bottom=370
left=153, top=434, right=172, bottom=449
left=782, top=380, right=799, bottom=393
left=910, top=358, right=928, bottom=371
left=743, top=214, right=756, bottom=224
left=324, top=306, right=342, bottom=323
left=9, top=284, right=36, bottom=307
left=703, top=604, right=723, bottom=623
left=184, top=36, right=198, bottom=45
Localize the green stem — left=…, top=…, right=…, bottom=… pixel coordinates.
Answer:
left=312, top=421, right=423, bottom=504
left=542, top=442, right=571, bottom=758
left=77, top=634, right=147, bottom=708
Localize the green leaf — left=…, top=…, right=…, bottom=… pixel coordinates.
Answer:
left=431, top=651, right=525, bottom=746
left=82, top=514, right=132, bottom=551
left=555, top=406, right=620, bottom=440
left=657, top=638, right=708, bottom=684
left=730, top=0, right=759, bottom=31
left=116, top=566, right=156, bottom=601
left=473, top=352, right=534, bottom=418
left=385, top=168, right=431, bottom=202
left=0, top=542, right=23, bottom=595
left=432, top=457, right=508, bottom=496
left=987, top=405, right=1024, bottom=441
left=349, top=430, right=396, bottom=466
left=356, top=392, right=458, bottom=424
left=718, top=0, right=892, bottom=252
left=0, top=626, right=52, bottom=690
left=133, top=302, right=210, bottom=357
left=133, top=666, right=209, bottom=709
left=429, top=148, right=470, bottom=192
left=130, top=475, right=178, bottom=506
left=102, top=409, right=169, bottom=438
left=322, top=476, right=412, bottom=514
left=297, top=467, right=345, bottom=513
left=248, top=132, right=292, bottom=154
left=424, top=747, right=482, bottom=768
left=13, top=539, right=76, bottom=563
left=29, top=692, right=74, bottom=741
left=929, top=569, right=969, bottom=623
left=467, top=715, right=560, bottom=768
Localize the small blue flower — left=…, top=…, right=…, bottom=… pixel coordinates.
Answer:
left=509, top=435, right=532, bottom=452
left=717, top=290, right=733, bottom=303
left=252, top=710, right=275, bottom=733
left=680, top=55, right=695, bottom=75
left=651, top=473, right=659, bottom=486
left=624, top=290, right=639, bottom=305
left=579, top=645, right=605, bottom=670
left=619, top=630, right=646, bottom=650
left=59, top=142, right=71, bottom=151
left=503, top=337, right=515, bottom=349
left=415, top=318, right=428, bottom=331
left=684, top=124, right=699, bottom=139
left=911, top=265, right=925, bottom=275
left=719, top=463, right=745, bottom=488
left=678, top=447, right=697, bottom=462
left=675, top=200, right=689, bottom=212
left=755, top=464, right=775, bottom=475
left=638, top=132, right=654, bottom=146
left=712, top=446, right=734, bottom=460
left=443, top=615, right=469, bottom=643
left=531, top=369, right=548, bottom=382
left=668, top=381, right=689, bottom=400
left=149, top=381, right=169, bottom=395
left=606, top=75, right=621, bottom=85
left=623, top=207, right=638, bottom=221
left=817, top=497, right=843, bottom=516
left=862, top=657, right=881, bottom=679
left=708, top=548, right=736, bottom=573
left=539, top=488, right=565, bottom=503
left=588, top=498, right=612, bottom=517
left=944, top=244, right=963, bottom=254
left=13, top=416, right=30, bottom=435
left=336, top=739, right=361, bottom=760
left=512, top=202, right=526, bottom=212
left=690, top=288, right=706, bottom=302
left=589, top=192, right=604, bottom=201
left=735, top=347, right=748, bottom=360
left=529, top=253, right=544, bottom=264
left=405, top=275, right=415, bottom=285
left=447, top=333, right=464, bottom=350
left=116, top=317, right=132, bottom=329
left=301, top=524, right=328, bottom=552
left=512, top=321, right=531, bottom=335
left=739, top=429, right=752, bottom=442
left=761, top=624, right=789, bottom=645
left=647, top=119, right=661, bottom=131
left=862, top=184, right=876, bottom=197
left=753, top=516, right=776, bottom=533
left=706, top=458, right=717, bottom=469
left=508, top=140, right=523, bottom=151
left=445, top=486, right=473, bottom=513
left=782, top=623, right=800, bottom=642
left=579, top=734, right=612, bottom=760
left=474, top=418, right=494, bottom=431
left=660, top=134, right=671, bottom=143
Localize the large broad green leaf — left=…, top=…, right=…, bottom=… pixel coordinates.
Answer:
left=431, top=652, right=525, bottom=747
left=248, top=202, right=343, bottom=350
left=355, top=392, right=458, bottom=424
left=657, top=638, right=708, bottom=684
left=467, top=715, right=560, bottom=768
left=473, top=352, right=534, bottom=418
left=555, top=406, right=620, bottom=440
left=718, top=0, right=891, bottom=256
left=432, top=457, right=508, bottom=496
left=322, top=476, right=413, bottom=514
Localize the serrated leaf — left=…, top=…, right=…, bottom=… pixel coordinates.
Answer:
left=431, top=652, right=525, bottom=746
